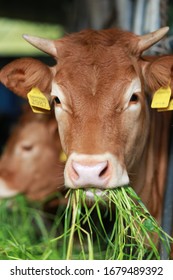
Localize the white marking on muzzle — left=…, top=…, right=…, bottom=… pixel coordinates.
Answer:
left=64, top=152, right=129, bottom=190
left=0, top=179, right=18, bottom=198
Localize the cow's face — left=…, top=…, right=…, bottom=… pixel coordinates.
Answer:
left=0, top=109, right=64, bottom=200
left=0, top=27, right=170, bottom=195
left=51, top=49, right=149, bottom=191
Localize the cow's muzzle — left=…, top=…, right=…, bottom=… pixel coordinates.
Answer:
left=64, top=152, right=129, bottom=192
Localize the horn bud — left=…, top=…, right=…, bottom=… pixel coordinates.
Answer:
left=23, top=34, right=57, bottom=57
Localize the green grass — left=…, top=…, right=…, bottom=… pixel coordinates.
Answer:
left=57, top=187, right=172, bottom=260
left=0, top=195, right=64, bottom=260
left=0, top=187, right=172, bottom=260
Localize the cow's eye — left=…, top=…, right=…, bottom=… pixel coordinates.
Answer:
left=129, top=93, right=139, bottom=104
left=54, top=96, right=61, bottom=105
left=21, top=144, right=33, bottom=151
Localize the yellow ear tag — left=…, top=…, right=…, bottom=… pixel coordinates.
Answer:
left=30, top=106, right=51, bottom=114
left=158, top=99, right=173, bottom=112
left=151, top=86, right=171, bottom=109
left=59, top=151, right=67, bottom=162
left=27, top=88, right=51, bottom=113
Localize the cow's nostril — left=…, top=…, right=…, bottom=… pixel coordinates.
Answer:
left=71, top=162, right=79, bottom=180
left=99, top=162, right=109, bottom=177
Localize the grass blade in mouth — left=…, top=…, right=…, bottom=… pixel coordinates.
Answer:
left=63, top=186, right=173, bottom=260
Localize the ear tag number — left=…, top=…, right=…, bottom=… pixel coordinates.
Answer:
left=27, top=88, right=51, bottom=113
left=151, top=86, right=171, bottom=109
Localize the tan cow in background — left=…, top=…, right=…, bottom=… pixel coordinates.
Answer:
left=0, top=27, right=172, bottom=222
left=0, top=107, right=65, bottom=201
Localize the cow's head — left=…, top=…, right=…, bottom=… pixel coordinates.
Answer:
left=0, top=108, right=64, bottom=200
left=0, top=27, right=171, bottom=196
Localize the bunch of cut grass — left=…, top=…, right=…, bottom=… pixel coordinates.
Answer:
left=54, top=186, right=173, bottom=260
left=1, top=187, right=172, bottom=260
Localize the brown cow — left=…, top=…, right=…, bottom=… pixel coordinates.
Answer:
left=0, top=27, right=172, bottom=222
left=0, top=107, right=65, bottom=200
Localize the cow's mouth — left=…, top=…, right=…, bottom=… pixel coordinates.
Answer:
left=84, top=184, right=129, bottom=201
left=84, top=188, right=108, bottom=201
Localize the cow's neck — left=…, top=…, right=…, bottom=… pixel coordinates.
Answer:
left=131, top=109, right=172, bottom=223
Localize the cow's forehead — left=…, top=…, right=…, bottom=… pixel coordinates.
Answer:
left=57, top=41, right=135, bottom=75
left=56, top=28, right=138, bottom=60
left=54, top=57, right=137, bottom=108
left=53, top=29, right=140, bottom=111
left=55, top=29, right=138, bottom=88
left=11, top=122, right=46, bottom=144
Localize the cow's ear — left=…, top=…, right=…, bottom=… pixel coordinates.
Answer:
left=143, top=56, right=173, bottom=95
left=0, top=58, right=53, bottom=98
